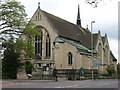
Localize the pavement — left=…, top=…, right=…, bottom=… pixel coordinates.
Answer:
left=0, top=78, right=119, bottom=89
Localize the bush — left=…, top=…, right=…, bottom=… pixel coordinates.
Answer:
left=106, top=66, right=116, bottom=76
left=25, top=61, right=33, bottom=74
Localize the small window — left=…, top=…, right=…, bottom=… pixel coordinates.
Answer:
left=46, top=34, right=51, bottom=57
left=36, top=12, right=41, bottom=20
left=68, top=52, right=73, bottom=65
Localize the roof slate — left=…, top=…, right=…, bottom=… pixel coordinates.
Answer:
left=43, top=11, right=90, bottom=42
left=77, top=34, right=98, bottom=49
left=41, top=10, right=98, bottom=50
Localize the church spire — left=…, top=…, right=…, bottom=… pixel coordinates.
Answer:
left=76, top=4, right=81, bottom=26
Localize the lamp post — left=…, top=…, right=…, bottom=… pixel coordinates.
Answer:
left=91, top=21, right=95, bottom=80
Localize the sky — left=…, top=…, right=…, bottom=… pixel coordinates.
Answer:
left=16, top=0, right=119, bottom=63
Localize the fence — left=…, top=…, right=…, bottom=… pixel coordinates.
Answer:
left=31, top=68, right=98, bottom=80
left=56, top=69, right=99, bottom=80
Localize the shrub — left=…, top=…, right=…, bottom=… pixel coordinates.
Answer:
left=106, top=66, right=116, bottom=76
left=25, top=61, right=33, bottom=74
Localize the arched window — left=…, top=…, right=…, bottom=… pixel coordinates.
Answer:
left=35, top=31, right=42, bottom=57
left=35, top=26, right=51, bottom=59
left=98, top=43, right=102, bottom=60
left=68, top=52, right=73, bottom=65
left=46, top=34, right=51, bottom=57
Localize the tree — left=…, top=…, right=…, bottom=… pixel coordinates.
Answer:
left=15, top=22, right=41, bottom=64
left=0, top=0, right=28, bottom=64
left=0, top=58, right=2, bottom=78
left=0, top=0, right=27, bottom=40
left=2, top=37, right=21, bottom=79
left=1, top=0, right=41, bottom=78
left=85, top=0, right=113, bottom=8
left=2, top=23, right=40, bottom=78
left=106, top=66, right=116, bottom=76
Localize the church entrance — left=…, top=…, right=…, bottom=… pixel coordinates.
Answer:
left=31, top=62, right=54, bottom=80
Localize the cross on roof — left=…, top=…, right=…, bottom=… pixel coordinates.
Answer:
left=38, top=2, right=40, bottom=8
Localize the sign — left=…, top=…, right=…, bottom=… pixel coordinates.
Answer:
left=80, top=67, right=84, bottom=72
left=42, top=66, right=46, bottom=71
left=92, top=60, right=101, bottom=67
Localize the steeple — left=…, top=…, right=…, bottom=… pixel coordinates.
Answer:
left=76, top=5, right=81, bottom=26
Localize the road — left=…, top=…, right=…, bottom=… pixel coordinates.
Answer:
left=0, top=78, right=119, bottom=89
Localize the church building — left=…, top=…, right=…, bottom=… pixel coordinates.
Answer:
left=20, top=3, right=117, bottom=78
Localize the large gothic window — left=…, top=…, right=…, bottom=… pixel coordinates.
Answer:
left=68, top=52, right=73, bottom=65
left=34, top=26, right=51, bottom=59
left=35, top=31, right=42, bottom=57
left=46, top=34, right=51, bottom=57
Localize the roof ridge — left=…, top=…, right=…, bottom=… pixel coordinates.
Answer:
left=42, top=10, right=80, bottom=28
left=43, top=10, right=90, bottom=34
left=93, top=33, right=99, bottom=35
left=42, top=10, right=92, bottom=43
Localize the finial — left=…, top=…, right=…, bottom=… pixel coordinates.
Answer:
left=98, top=30, right=100, bottom=34
left=105, top=34, right=107, bottom=37
left=38, top=2, right=40, bottom=8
